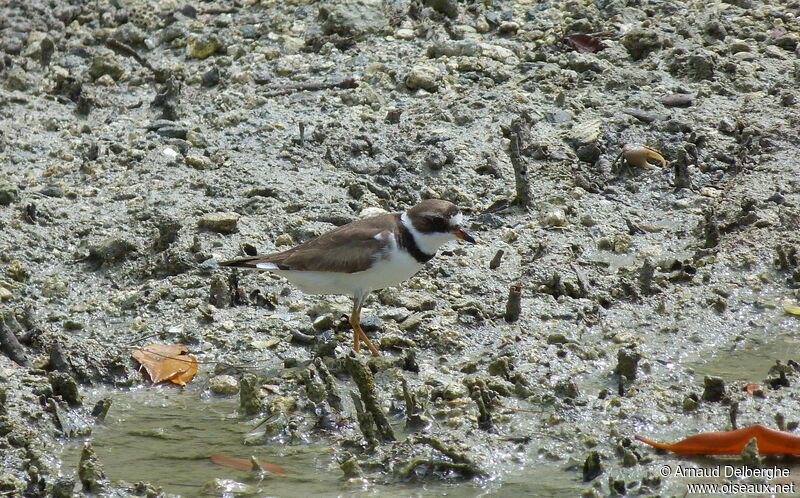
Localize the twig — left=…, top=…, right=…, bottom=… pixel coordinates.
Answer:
left=126, top=331, right=167, bottom=346
left=402, top=378, right=427, bottom=428
left=105, top=38, right=179, bottom=118
left=507, top=118, right=531, bottom=207
left=0, top=311, right=31, bottom=367
left=466, top=379, right=493, bottom=430
left=504, top=284, right=522, bottom=323
left=570, top=262, right=590, bottom=297
left=261, top=78, right=358, bottom=97
left=489, top=249, right=504, bottom=270
left=346, top=354, right=395, bottom=442
left=199, top=7, right=238, bottom=14
left=290, top=329, right=315, bottom=344
left=105, top=39, right=159, bottom=78
left=417, top=436, right=473, bottom=465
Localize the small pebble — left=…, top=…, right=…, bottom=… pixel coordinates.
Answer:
left=208, top=375, right=240, bottom=395
left=185, top=155, right=211, bottom=170
left=405, top=65, right=441, bottom=92
left=187, top=34, right=221, bottom=59
left=198, top=212, right=240, bottom=234
left=274, top=233, right=293, bottom=246
left=542, top=209, right=567, bottom=227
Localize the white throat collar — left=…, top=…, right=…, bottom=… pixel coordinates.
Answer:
left=400, top=212, right=457, bottom=256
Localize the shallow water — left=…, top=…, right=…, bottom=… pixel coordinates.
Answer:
left=58, top=385, right=581, bottom=497
left=693, top=334, right=800, bottom=382
left=55, top=283, right=800, bottom=496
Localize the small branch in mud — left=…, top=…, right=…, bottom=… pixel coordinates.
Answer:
left=49, top=340, right=71, bottom=372
left=638, top=258, right=655, bottom=296
left=350, top=390, right=378, bottom=447
left=290, top=329, right=315, bottom=344
left=730, top=401, right=739, bottom=430
left=345, top=355, right=395, bottom=442
left=413, top=437, right=486, bottom=477
left=402, top=378, right=428, bottom=428
left=673, top=144, right=695, bottom=190
left=570, top=263, right=590, bottom=297
left=465, top=378, right=493, bottom=431
left=504, top=284, right=522, bottom=323
left=703, top=208, right=720, bottom=248
left=260, top=78, right=358, bottom=98
left=199, top=6, right=239, bottom=15
left=489, top=249, right=504, bottom=270
left=105, top=39, right=180, bottom=119
left=105, top=39, right=162, bottom=80
left=0, top=311, right=32, bottom=367
left=313, top=358, right=342, bottom=410
left=239, top=373, right=265, bottom=416
left=507, top=118, right=531, bottom=208
left=417, top=436, right=473, bottom=465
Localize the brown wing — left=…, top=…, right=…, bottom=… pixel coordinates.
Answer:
left=218, top=214, right=395, bottom=273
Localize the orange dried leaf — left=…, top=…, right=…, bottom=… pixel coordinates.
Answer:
left=636, top=425, right=800, bottom=455
left=210, top=453, right=287, bottom=475
left=131, top=344, right=198, bottom=386
left=742, top=382, right=762, bottom=395
left=167, top=354, right=198, bottom=386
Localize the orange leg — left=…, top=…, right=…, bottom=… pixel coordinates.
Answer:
left=349, top=300, right=380, bottom=357
left=353, top=315, right=360, bottom=354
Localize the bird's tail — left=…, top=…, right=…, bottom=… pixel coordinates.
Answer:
left=217, top=256, right=264, bottom=269
left=217, top=256, right=283, bottom=270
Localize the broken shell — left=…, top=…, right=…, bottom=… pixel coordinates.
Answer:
left=622, top=144, right=667, bottom=168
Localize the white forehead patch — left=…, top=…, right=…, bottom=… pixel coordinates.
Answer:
left=449, top=212, right=463, bottom=227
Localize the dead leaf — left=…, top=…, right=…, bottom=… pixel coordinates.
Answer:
left=742, top=382, right=762, bottom=395
left=210, top=453, right=287, bottom=475
left=131, top=344, right=198, bottom=386
left=559, top=34, right=605, bottom=53
left=783, top=304, right=800, bottom=316
left=636, top=424, right=800, bottom=455
left=622, top=144, right=666, bottom=168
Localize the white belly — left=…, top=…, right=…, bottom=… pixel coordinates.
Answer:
left=271, top=250, right=423, bottom=296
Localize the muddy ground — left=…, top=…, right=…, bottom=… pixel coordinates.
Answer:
left=2, top=0, right=800, bottom=496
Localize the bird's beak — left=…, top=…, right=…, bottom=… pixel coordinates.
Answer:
left=454, top=228, right=476, bottom=244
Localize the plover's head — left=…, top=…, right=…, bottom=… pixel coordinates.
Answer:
left=402, top=199, right=475, bottom=254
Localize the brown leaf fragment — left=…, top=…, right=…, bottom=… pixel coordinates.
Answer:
left=131, top=344, right=198, bottom=386
left=559, top=33, right=605, bottom=53
left=210, top=453, right=288, bottom=475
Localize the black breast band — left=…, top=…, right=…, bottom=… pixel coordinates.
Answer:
left=395, top=214, right=435, bottom=264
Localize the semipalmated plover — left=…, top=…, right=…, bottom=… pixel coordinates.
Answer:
left=219, top=199, right=475, bottom=356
